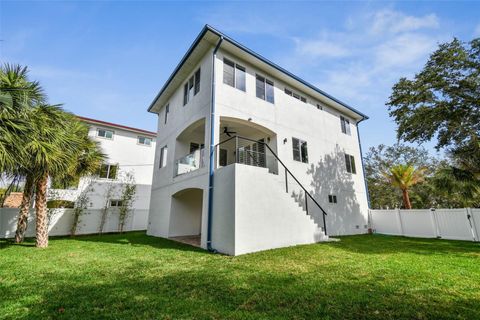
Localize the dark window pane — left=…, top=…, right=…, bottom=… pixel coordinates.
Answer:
left=345, top=154, right=351, bottom=173
left=183, top=83, right=188, bottom=105
left=266, top=80, right=274, bottom=103
left=333, top=196, right=337, bottom=203
left=108, top=165, right=118, bottom=179
left=190, top=143, right=200, bottom=153
left=194, top=69, right=201, bottom=95
left=256, top=75, right=265, bottom=100
left=301, top=97, right=307, bottom=103
left=292, top=138, right=300, bottom=161
left=285, top=88, right=292, bottom=96
left=223, top=59, right=235, bottom=87
left=300, top=141, right=308, bottom=163
left=235, top=65, right=246, bottom=91
left=328, top=195, right=332, bottom=203
left=350, top=155, right=356, bottom=174
left=219, top=149, right=228, bottom=166
left=99, top=164, right=109, bottom=178
left=165, top=104, right=169, bottom=124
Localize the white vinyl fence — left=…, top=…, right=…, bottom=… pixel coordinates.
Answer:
left=0, top=208, right=149, bottom=239
left=370, top=208, right=480, bottom=242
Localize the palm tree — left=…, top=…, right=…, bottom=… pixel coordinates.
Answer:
left=1, top=64, right=105, bottom=247
left=383, top=164, right=426, bottom=209
left=25, top=105, right=105, bottom=247
left=0, top=64, right=45, bottom=242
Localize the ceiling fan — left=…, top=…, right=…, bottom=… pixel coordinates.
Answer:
left=223, top=126, right=237, bottom=137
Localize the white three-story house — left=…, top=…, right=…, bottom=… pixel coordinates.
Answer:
left=147, top=25, right=370, bottom=255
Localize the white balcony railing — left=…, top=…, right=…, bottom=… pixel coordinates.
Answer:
left=174, top=149, right=205, bottom=176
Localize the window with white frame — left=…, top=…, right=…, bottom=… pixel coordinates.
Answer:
left=292, top=138, right=308, bottom=163
left=340, top=116, right=351, bottom=135
left=223, top=58, right=246, bottom=91
left=138, top=136, right=152, bottom=146
left=183, top=68, right=201, bottom=105
left=110, top=199, right=124, bottom=207
left=328, top=195, right=337, bottom=204
left=256, top=74, right=274, bottom=103
left=284, top=88, right=307, bottom=103
left=98, top=164, right=118, bottom=179
left=159, top=146, right=168, bottom=169
left=97, top=128, right=114, bottom=139
left=164, top=103, right=169, bottom=124
left=194, top=69, right=201, bottom=95
left=345, top=153, right=356, bottom=174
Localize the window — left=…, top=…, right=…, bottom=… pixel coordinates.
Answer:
left=219, top=148, right=228, bottom=167
left=328, top=195, right=337, bottom=204
left=256, top=75, right=274, bottom=103
left=159, top=146, right=168, bottom=169
left=292, top=138, right=308, bottom=163
left=223, top=59, right=246, bottom=92
left=110, top=200, right=124, bottom=207
left=183, top=83, right=188, bottom=106
left=164, top=104, right=169, bottom=124
left=345, top=153, right=356, bottom=174
left=99, top=164, right=118, bottom=179
left=194, top=69, right=201, bottom=95
left=97, top=129, right=114, bottom=139
left=188, top=77, right=194, bottom=101
left=340, top=116, right=351, bottom=135
left=189, top=142, right=204, bottom=153
left=183, top=69, right=201, bottom=105
left=285, top=88, right=307, bottom=103
left=316, top=103, right=323, bottom=110
left=138, top=136, right=152, bottom=146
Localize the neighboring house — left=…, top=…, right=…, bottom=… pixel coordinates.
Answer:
left=49, top=117, right=157, bottom=230
left=147, top=25, right=370, bottom=255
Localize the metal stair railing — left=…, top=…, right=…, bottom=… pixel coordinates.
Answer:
left=214, top=135, right=328, bottom=235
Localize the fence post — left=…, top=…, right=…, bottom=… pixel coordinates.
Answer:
left=368, top=209, right=374, bottom=234
left=430, top=208, right=441, bottom=238
left=396, top=208, right=404, bottom=236
left=466, top=208, right=478, bottom=242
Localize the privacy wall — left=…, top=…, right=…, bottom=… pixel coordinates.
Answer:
left=370, top=208, right=480, bottom=242
left=0, top=208, right=149, bottom=238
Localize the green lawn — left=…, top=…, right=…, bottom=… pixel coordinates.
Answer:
left=1, top=232, right=479, bottom=319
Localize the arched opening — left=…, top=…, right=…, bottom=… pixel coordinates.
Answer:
left=174, top=118, right=206, bottom=176
left=168, top=188, right=204, bottom=247
left=217, top=117, right=278, bottom=173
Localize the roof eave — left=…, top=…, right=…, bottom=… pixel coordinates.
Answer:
left=148, top=25, right=369, bottom=121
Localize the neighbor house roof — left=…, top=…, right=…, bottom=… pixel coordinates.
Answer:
left=3, top=192, right=23, bottom=208
left=148, top=24, right=369, bottom=121
left=78, top=116, right=157, bottom=137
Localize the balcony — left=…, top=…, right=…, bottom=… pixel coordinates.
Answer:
left=174, top=148, right=205, bottom=176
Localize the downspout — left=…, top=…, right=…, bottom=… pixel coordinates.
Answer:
left=356, top=117, right=371, bottom=208
left=207, top=36, right=224, bottom=252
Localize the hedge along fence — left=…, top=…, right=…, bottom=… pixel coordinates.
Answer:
left=0, top=208, right=149, bottom=239
left=369, top=208, right=480, bottom=242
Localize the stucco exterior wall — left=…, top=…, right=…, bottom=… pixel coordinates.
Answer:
left=147, top=39, right=370, bottom=254
left=49, top=122, right=156, bottom=232
left=214, top=49, right=369, bottom=236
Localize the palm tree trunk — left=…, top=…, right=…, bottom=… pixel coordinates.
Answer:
left=35, top=173, right=49, bottom=248
left=402, top=188, right=412, bottom=209
left=14, top=174, right=35, bottom=243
